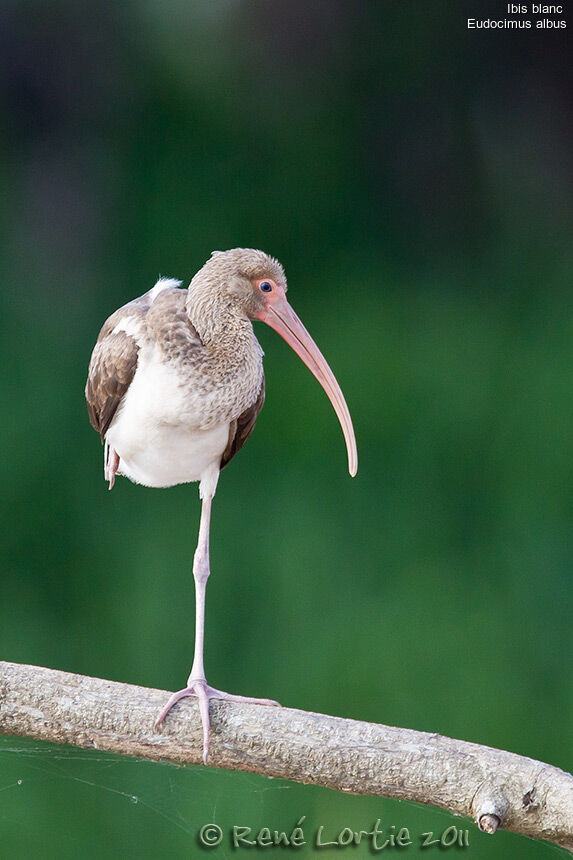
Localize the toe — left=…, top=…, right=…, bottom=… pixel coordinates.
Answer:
left=195, top=685, right=211, bottom=763
left=154, top=688, right=193, bottom=729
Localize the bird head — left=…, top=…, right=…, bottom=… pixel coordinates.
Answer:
left=190, top=248, right=358, bottom=477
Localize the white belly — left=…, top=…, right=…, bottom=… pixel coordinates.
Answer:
left=109, top=419, right=229, bottom=488
left=105, top=350, right=230, bottom=489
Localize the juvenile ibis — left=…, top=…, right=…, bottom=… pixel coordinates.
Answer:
left=85, top=248, right=357, bottom=761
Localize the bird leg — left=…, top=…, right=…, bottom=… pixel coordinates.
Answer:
left=154, top=493, right=279, bottom=763
left=104, top=442, right=120, bottom=490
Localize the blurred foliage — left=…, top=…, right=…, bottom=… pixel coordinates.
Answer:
left=0, top=1, right=571, bottom=858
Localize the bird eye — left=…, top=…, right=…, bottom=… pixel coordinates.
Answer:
left=260, top=281, right=272, bottom=293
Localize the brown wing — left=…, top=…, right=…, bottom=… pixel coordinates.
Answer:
left=85, top=329, right=139, bottom=439
left=220, top=377, right=265, bottom=469
left=85, top=295, right=150, bottom=439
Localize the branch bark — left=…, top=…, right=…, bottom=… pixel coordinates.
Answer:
left=0, top=660, right=571, bottom=850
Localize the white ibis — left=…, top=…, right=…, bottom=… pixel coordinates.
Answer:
left=86, top=248, right=357, bottom=761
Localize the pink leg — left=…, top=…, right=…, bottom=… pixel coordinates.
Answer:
left=154, top=494, right=279, bottom=762
left=105, top=444, right=120, bottom=490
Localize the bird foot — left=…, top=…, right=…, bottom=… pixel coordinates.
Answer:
left=154, top=679, right=280, bottom=764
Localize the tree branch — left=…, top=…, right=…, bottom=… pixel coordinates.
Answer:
left=0, top=660, right=571, bottom=850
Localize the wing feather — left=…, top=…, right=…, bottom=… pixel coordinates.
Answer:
left=85, top=291, right=152, bottom=439
left=85, top=330, right=139, bottom=439
left=220, top=377, right=265, bottom=469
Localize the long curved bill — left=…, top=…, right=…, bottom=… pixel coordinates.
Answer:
left=256, top=296, right=358, bottom=477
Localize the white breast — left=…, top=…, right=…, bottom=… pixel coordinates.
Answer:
left=106, top=344, right=230, bottom=489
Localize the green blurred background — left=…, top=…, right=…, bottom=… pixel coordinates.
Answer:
left=1, top=1, right=571, bottom=857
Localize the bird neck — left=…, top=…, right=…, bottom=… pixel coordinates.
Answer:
left=186, top=285, right=261, bottom=357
